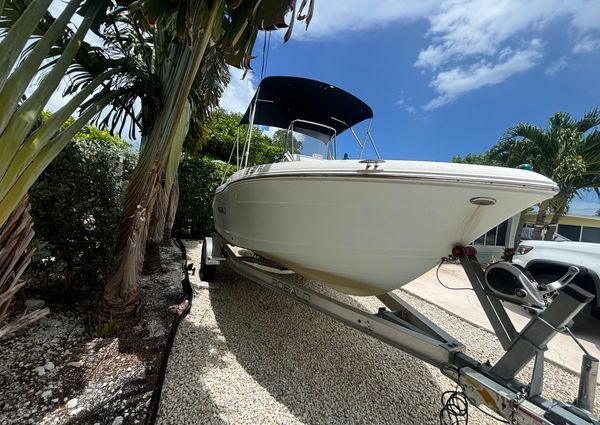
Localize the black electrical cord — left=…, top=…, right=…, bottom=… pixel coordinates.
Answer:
left=439, top=365, right=511, bottom=425
left=439, top=389, right=469, bottom=424
left=436, top=258, right=474, bottom=291
left=145, top=237, right=193, bottom=425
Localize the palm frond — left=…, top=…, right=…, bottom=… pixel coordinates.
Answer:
left=576, top=108, right=600, bottom=134
left=184, top=45, right=230, bottom=153
left=581, top=130, right=600, bottom=162
left=505, top=123, right=548, bottom=144
left=548, top=112, right=574, bottom=133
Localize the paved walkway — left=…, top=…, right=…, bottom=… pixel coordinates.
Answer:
left=403, top=263, right=600, bottom=379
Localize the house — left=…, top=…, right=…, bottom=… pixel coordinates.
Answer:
left=471, top=213, right=600, bottom=262
left=552, top=214, right=600, bottom=243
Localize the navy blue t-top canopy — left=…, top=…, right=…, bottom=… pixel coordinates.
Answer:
left=240, top=76, right=373, bottom=138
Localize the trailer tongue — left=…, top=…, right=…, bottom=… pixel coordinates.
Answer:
left=202, top=237, right=599, bottom=425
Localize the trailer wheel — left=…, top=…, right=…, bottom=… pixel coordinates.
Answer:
left=200, top=240, right=216, bottom=282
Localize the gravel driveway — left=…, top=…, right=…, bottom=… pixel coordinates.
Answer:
left=156, top=240, right=600, bottom=424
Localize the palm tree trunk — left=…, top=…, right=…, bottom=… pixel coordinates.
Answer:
left=143, top=99, right=189, bottom=273
left=142, top=172, right=168, bottom=275
left=544, top=199, right=568, bottom=241
left=99, top=1, right=221, bottom=318
left=162, top=177, right=179, bottom=245
left=503, top=210, right=528, bottom=261
left=513, top=210, right=528, bottom=246
left=544, top=212, right=561, bottom=241
left=0, top=196, right=34, bottom=322
left=531, top=201, right=549, bottom=240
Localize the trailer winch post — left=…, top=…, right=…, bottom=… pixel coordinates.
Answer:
left=577, top=355, right=599, bottom=412
left=490, top=284, right=592, bottom=381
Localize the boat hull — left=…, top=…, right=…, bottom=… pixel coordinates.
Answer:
left=213, top=161, right=557, bottom=295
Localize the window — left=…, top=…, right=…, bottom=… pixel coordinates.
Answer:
left=485, top=227, right=497, bottom=246
left=473, top=220, right=509, bottom=246
left=582, top=227, right=600, bottom=243
left=496, top=220, right=508, bottom=246
left=557, top=224, right=581, bottom=241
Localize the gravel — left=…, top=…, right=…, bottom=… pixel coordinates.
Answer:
left=0, top=243, right=183, bottom=425
left=157, top=240, right=600, bottom=425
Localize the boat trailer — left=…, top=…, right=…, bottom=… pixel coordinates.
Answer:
left=202, top=236, right=599, bottom=424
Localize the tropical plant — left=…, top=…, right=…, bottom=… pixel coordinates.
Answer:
left=196, top=108, right=285, bottom=164
left=451, top=152, right=495, bottom=165
left=142, top=46, right=232, bottom=274
left=271, top=128, right=303, bottom=154
left=5, top=4, right=226, bottom=275
left=0, top=0, right=118, bottom=228
left=99, top=0, right=315, bottom=318
left=502, top=110, right=600, bottom=240
left=0, top=0, right=119, bottom=333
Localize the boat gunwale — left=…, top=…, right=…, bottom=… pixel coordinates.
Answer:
left=215, top=171, right=559, bottom=195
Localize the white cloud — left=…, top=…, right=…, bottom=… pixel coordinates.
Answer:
left=262, top=126, right=279, bottom=138
left=292, top=0, right=600, bottom=109
left=545, top=57, right=568, bottom=75
left=573, top=36, right=600, bottom=54
left=424, top=43, right=542, bottom=110
left=294, top=0, right=439, bottom=39
left=413, top=0, right=600, bottom=108
left=415, top=0, right=564, bottom=69
left=396, top=91, right=417, bottom=115
left=219, top=67, right=257, bottom=114
left=570, top=0, right=600, bottom=32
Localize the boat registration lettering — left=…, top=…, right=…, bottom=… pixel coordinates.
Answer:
left=270, top=278, right=310, bottom=301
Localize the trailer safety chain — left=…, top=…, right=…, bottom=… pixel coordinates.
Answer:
left=145, top=237, right=194, bottom=425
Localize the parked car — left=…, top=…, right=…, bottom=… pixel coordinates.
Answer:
left=512, top=240, right=600, bottom=319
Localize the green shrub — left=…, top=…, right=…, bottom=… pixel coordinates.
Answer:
left=175, top=156, right=235, bottom=237
left=192, top=109, right=285, bottom=165
left=28, top=126, right=136, bottom=289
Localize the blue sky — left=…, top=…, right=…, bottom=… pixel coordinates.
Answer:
left=42, top=1, right=600, bottom=215
left=219, top=0, right=600, bottom=216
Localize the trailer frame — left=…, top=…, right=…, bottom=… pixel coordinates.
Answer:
left=202, top=236, right=599, bottom=425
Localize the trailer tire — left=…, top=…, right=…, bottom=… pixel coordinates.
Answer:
left=201, top=241, right=216, bottom=282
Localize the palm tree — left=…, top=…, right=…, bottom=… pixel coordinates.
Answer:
left=84, top=9, right=231, bottom=275
left=0, top=0, right=119, bottom=333
left=99, top=0, right=315, bottom=318
left=4, top=0, right=315, bottom=319
left=145, top=46, right=231, bottom=273
left=503, top=110, right=600, bottom=240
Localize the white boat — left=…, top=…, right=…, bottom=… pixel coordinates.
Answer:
left=213, top=77, right=558, bottom=296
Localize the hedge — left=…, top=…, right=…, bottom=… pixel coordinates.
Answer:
left=175, top=156, right=235, bottom=238
left=28, top=127, right=136, bottom=289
